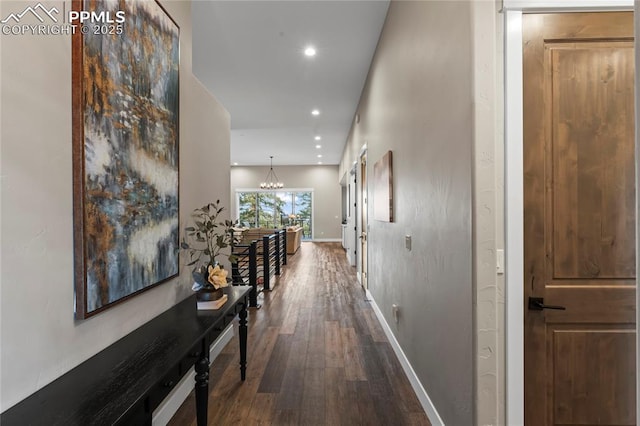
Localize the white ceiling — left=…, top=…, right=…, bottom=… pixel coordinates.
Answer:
left=192, top=1, right=390, bottom=166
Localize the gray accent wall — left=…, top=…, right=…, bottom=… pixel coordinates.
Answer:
left=230, top=165, right=342, bottom=240
left=0, top=0, right=231, bottom=411
left=340, top=1, right=474, bottom=424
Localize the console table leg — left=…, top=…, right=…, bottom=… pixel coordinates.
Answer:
left=239, top=304, right=248, bottom=381
left=194, top=351, right=209, bottom=426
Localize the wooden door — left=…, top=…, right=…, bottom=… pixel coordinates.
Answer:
left=360, top=152, right=368, bottom=289
left=350, top=169, right=357, bottom=266
left=523, top=12, right=636, bottom=425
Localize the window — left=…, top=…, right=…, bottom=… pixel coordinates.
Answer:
left=237, top=190, right=313, bottom=239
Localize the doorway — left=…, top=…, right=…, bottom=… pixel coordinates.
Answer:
left=359, top=151, right=368, bottom=290
left=349, top=167, right=357, bottom=266
left=522, top=12, right=636, bottom=425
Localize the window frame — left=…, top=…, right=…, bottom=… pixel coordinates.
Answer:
left=235, top=188, right=315, bottom=240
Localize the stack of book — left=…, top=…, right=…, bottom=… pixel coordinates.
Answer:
left=197, top=294, right=228, bottom=310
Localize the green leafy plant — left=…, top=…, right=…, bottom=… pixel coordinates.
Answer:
left=181, top=200, right=238, bottom=288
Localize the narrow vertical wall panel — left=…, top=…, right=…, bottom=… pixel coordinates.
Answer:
left=504, top=10, right=525, bottom=426
left=472, top=0, right=505, bottom=424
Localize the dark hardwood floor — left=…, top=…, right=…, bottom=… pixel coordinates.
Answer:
left=169, top=242, right=430, bottom=426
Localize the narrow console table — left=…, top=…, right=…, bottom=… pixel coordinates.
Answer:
left=1, top=286, right=251, bottom=426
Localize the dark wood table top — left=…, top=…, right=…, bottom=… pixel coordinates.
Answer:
left=1, top=286, right=251, bottom=426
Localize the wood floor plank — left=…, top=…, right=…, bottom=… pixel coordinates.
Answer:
left=286, top=338, right=309, bottom=370
left=347, top=305, right=372, bottom=338
left=364, top=308, right=388, bottom=343
left=272, top=409, right=300, bottom=425
left=208, top=352, right=234, bottom=388
left=376, top=343, right=425, bottom=414
left=303, top=367, right=325, bottom=398
left=341, top=327, right=367, bottom=381
left=299, top=395, right=325, bottom=426
left=285, top=307, right=311, bottom=371
left=257, top=334, right=294, bottom=393
left=280, top=305, right=299, bottom=335
left=305, top=309, right=326, bottom=369
left=324, top=320, right=344, bottom=368
left=246, top=326, right=280, bottom=380
left=350, top=380, right=382, bottom=426
left=275, top=367, right=305, bottom=410
left=246, top=393, right=277, bottom=425
left=217, top=378, right=261, bottom=424
left=407, top=411, right=433, bottom=426
left=324, top=367, right=348, bottom=426
left=168, top=243, right=430, bottom=426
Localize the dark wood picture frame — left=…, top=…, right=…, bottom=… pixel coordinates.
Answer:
left=373, top=150, right=393, bottom=222
left=72, top=0, right=180, bottom=319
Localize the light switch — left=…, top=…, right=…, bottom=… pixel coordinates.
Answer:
left=405, top=235, right=411, bottom=251
left=496, top=249, right=505, bottom=274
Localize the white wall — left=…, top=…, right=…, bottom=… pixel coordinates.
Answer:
left=472, top=1, right=505, bottom=424
left=230, top=165, right=342, bottom=240
left=0, top=0, right=231, bottom=410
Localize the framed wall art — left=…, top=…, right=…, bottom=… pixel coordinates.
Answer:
left=72, top=0, right=180, bottom=318
left=373, top=150, right=393, bottom=222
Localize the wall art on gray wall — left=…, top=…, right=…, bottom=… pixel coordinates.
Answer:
left=373, top=150, right=393, bottom=222
left=72, top=0, right=180, bottom=318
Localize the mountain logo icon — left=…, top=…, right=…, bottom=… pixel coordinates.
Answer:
left=1, top=3, right=60, bottom=24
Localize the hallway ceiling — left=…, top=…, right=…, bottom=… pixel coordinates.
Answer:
left=192, top=1, right=390, bottom=166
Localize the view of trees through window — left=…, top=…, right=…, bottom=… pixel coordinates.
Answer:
left=237, top=191, right=312, bottom=239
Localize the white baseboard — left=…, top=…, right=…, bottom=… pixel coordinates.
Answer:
left=310, top=238, right=341, bottom=242
left=365, top=289, right=445, bottom=426
left=152, top=323, right=235, bottom=425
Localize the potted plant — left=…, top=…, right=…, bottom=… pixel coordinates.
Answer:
left=181, top=200, right=238, bottom=302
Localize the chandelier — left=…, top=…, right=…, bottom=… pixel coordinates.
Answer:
left=260, top=156, right=284, bottom=189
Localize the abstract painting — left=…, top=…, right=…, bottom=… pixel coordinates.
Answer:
left=72, top=0, right=180, bottom=318
left=373, top=150, right=393, bottom=222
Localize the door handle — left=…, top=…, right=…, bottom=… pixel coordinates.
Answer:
left=528, top=297, right=566, bottom=311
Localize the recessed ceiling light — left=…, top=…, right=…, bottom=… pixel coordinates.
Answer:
left=317, top=154, right=322, bottom=158
left=304, top=46, right=316, bottom=57
left=233, top=162, right=238, bottom=166
left=318, top=161, right=323, bottom=165
left=311, top=109, right=320, bottom=116
left=314, top=136, right=321, bottom=141
left=315, top=145, right=322, bottom=149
